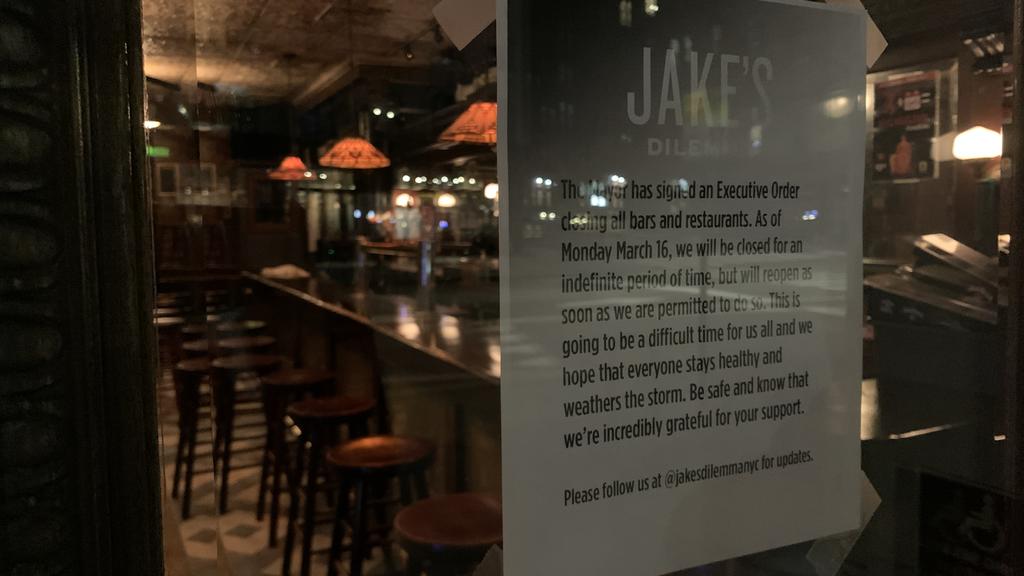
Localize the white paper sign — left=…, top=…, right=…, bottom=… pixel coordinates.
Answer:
left=499, top=1, right=865, bottom=575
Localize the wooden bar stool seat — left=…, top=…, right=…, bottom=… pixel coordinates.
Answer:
left=325, top=436, right=436, bottom=576
left=219, top=335, right=276, bottom=355
left=217, top=319, right=267, bottom=337
left=156, top=292, right=188, bottom=307
left=257, top=368, right=336, bottom=547
left=183, top=335, right=276, bottom=358
left=210, top=353, right=285, bottom=514
left=171, top=357, right=212, bottom=519
left=327, top=436, right=434, bottom=474
left=211, top=353, right=284, bottom=374
left=394, top=494, right=502, bottom=576
left=265, top=368, right=335, bottom=391
left=180, top=323, right=209, bottom=341
left=288, top=396, right=377, bottom=426
left=282, top=397, right=377, bottom=576
left=154, top=316, right=185, bottom=329
left=154, top=306, right=183, bottom=318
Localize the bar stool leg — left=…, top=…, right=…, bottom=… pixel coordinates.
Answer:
left=399, top=474, right=414, bottom=506
left=327, top=476, right=351, bottom=576
left=172, top=424, right=186, bottom=498
left=300, top=435, right=324, bottom=576
left=182, top=415, right=198, bottom=519
left=372, top=481, right=391, bottom=560
left=218, top=383, right=237, bottom=515
left=257, top=431, right=272, bottom=521
left=268, top=421, right=287, bottom=547
left=350, top=478, right=369, bottom=576
left=282, top=433, right=306, bottom=576
left=414, top=470, right=429, bottom=500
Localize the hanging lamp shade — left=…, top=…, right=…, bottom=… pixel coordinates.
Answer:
left=439, top=102, right=497, bottom=145
left=268, top=156, right=312, bottom=181
left=319, top=137, right=391, bottom=169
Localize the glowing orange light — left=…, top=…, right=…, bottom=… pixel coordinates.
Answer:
left=268, top=156, right=312, bottom=181
left=319, top=137, right=391, bottom=169
left=439, top=102, right=497, bottom=145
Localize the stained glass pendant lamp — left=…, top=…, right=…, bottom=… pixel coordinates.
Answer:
left=319, top=137, right=391, bottom=169
left=268, top=155, right=312, bottom=181
left=439, top=102, right=497, bottom=145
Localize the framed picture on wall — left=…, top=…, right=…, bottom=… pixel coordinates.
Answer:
left=871, top=70, right=941, bottom=182
left=155, top=163, right=178, bottom=195
left=199, top=163, right=217, bottom=191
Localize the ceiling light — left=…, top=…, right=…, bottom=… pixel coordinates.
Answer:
left=404, top=45, right=415, bottom=61
left=143, top=120, right=161, bottom=130
left=402, top=174, right=411, bottom=182
left=953, top=126, right=1002, bottom=160
left=484, top=183, right=499, bottom=199
left=372, top=107, right=383, bottom=116
left=436, top=192, right=457, bottom=208
left=268, top=156, right=313, bottom=181
left=439, top=102, right=497, bottom=145
left=468, top=178, right=477, bottom=185
left=318, top=137, right=391, bottom=169
left=386, top=110, right=396, bottom=119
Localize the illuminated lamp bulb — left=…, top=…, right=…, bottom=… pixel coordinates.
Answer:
left=436, top=192, right=457, bottom=208
left=484, top=183, right=499, bottom=200
left=395, top=192, right=413, bottom=208
left=953, top=126, right=1002, bottom=160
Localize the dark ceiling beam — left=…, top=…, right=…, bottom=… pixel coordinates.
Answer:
left=292, top=62, right=452, bottom=111
left=863, top=0, right=1011, bottom=42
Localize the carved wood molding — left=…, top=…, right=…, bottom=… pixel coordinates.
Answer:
left=1, top=0, right=162, bottom=574
left=0, top=3, right=75, bottom=573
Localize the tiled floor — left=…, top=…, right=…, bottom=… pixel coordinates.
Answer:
left=157, top=367, right=408, bottom=576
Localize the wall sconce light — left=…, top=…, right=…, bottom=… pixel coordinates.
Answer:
left=952, top=126, right=1002, bottom=161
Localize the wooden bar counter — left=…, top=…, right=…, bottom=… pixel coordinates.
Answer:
left=243, top=271, right=501, bottom=494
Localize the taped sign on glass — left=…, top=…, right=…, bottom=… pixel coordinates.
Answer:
left=499, top=1, right=866, bottom=575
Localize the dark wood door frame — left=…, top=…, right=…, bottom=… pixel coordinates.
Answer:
left=1008, top=0, right=1024, bottom=568
left=0, top=0, right=162, bottom=574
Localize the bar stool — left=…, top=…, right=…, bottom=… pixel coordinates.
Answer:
left=211, top=353, right=285, bottom=514
left=217, top=319, right=267, bottom=337
left=183, top=335, right=276, bottom=358
left=155, top=316, right=186, bottom=367
left=325, top=436, right=436, bottom=576
left=257, top=368, right=335, bottom=547
left=282, top=397, right=377, bottom=576
left=393, top=494, right=502, bottom=576
left=171, top=357, right=211, bottom=519
left=180, top=323, right=210, bottom=342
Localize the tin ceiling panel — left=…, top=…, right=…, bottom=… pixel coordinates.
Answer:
left=143, top=0, right=447, bottom=102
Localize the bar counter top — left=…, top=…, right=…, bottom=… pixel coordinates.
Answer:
left=244, top=271, right=501, bottom=385
left=244, top=272, right=998, bottom=448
